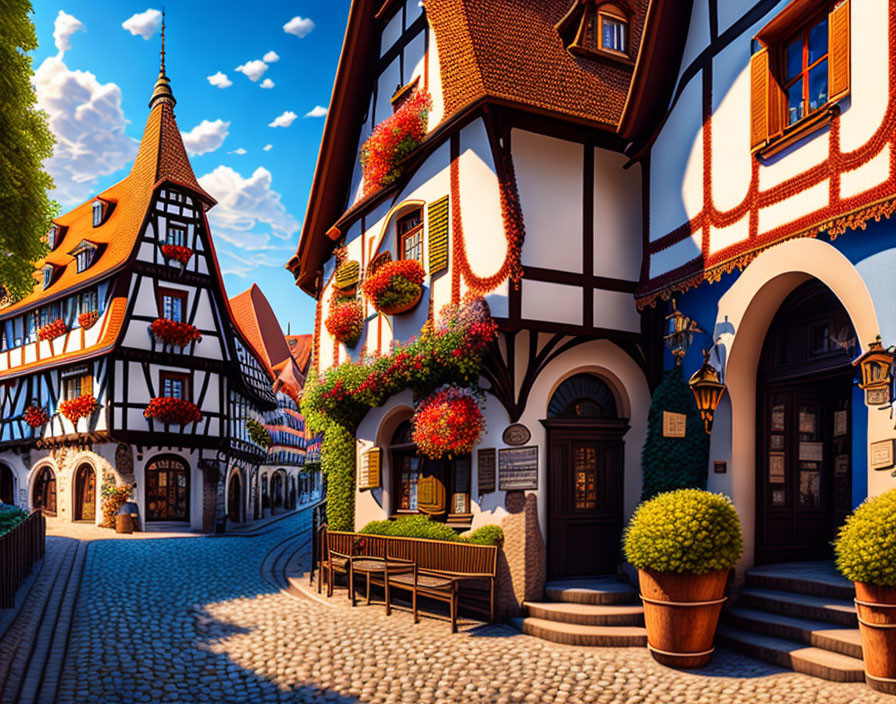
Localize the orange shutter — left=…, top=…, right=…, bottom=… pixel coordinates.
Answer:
left=416, top=475, right=446, bottom=514
left=828, top=0, right=851, bottom=102
left=81, top=374, right=93, bottom=396
left=750, top=48, right=770, bottom=151
left=767, top=55, right=786, bottom=140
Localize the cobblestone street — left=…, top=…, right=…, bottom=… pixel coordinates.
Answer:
left=2, top=507, right=875, bottom=704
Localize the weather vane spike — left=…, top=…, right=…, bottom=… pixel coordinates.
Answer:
left=160, top=7, right=166, bottom=75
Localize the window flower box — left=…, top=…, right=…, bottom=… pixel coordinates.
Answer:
left=24, top=405, right=49, bottom=428
left=37, top=319, right=67, bottom=342
left=150, top=318, right=202, bottom=348
left=58, top=394, right=98, bottom=423
left=161, top=244, right=193, bottom=265
left=78, top=310, right=99, bottom=330
left=325, top=296, right=363, bottom=347
left=363, top=259, right=425, bottom=315
left=412, top=384, right=486, bottom=459
left=144, top=397, right=202, bottom=426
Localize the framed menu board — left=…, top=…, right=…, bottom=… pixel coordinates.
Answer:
left=499, top=446, right=538, bottom=490
left=358, top=448, right=381, bottom=490
left=477, top=448, right=496, bottom=495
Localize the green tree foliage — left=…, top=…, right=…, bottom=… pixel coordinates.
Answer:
left=0, top=0, right=55, bottom=299
left=640, top=366, right=710, bottom=501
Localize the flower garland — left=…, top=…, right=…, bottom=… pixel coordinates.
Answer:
left=101, top=484, right=135, bottom=528
left=144, top=397, right=202, bottom=426
left=324, top=295, right=363, bottom=347
left=412, top=384, right=486, bottom=459
left=37, top=319, right=66, bottom=342
left=361, top=90, right=431, bottom=196
left=362, top=259, right=425, bottom=314
left=150, top=318, right=202, bottom=348
left=161, top=244, right=193, bottom=265
left=78, top=310, right=99, bottom=330
left=24, top=405, right=49, bottom=428
left=58, top=394, right=97, bottom=423
left=247, top=418, right=273, bottom=448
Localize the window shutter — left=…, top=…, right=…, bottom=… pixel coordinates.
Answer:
left=750, top=48, right=771, bottom=150
left=416, top=474, right=446, bottom=514
left=828, top=0, right=851, bottom=103
left=81, top=375, right=93, bottom=396
left=427, top=196, right=450, bottom=275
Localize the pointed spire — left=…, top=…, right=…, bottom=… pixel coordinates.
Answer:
left=149, top=8, right=176, bottom=109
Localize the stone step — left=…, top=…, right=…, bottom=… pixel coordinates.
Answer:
left=544, top=577, right=637, bottom=606
left=745, top=562, right=855, bottom=601
left=723, top=607, right=863, bottom=659
left=738, top=588, right=857, bottom=628
left=716, top=625, right=865, bottom=682
left=510, top=617, right=647, bottom=647
left=524, top=601, right=644, bottom=627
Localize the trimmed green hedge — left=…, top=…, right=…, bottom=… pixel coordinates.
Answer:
left=322, top=423, right=355, bottom=532
left=624, top=489, right=743, bottom=574
left=835, top=488, right=896, bottom=586
left=360, top=515, right=504, bottom=546
left=0, top=505, right=28, bottom=537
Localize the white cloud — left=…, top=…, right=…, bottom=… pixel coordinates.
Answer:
left=122, top=8, right=162, bottom=40
left=207, top=71, right=233, bottom=89
left=229, top=148, right=247, bottom=155
left=260, top=78, right=275, bottom=89
left=263, top=144, right=273, bottom=152
left=53, top=11, right=85, bottom=54
left=263, top=51, right=280, bottom=63
left=180, top=119, right=230, bottom=156
left=34, top=52, right=137, bottom=206
left=283, top=16, right=314, bottom=38
left=268, top=111, right=298, bottom=128
left=304, top=105, right=328, bottom=118
left=235, top=60, right=268, bottom=82
left=198, top=166, right=300, bottom=251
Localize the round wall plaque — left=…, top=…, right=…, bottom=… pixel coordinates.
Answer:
left=502, top=423, right=531, bottom=446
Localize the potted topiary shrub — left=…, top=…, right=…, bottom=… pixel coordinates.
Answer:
left=834, top=487, right=896, bottom=694
left=624, top=488, right=743, bottom=668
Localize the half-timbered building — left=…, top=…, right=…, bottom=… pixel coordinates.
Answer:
left=0, top=57, right=276, bottom=532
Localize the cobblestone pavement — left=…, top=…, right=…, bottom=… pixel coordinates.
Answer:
left=53, top=510, right=895, bottom=704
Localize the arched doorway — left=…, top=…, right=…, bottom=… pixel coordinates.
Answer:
left=32, top=467, right=57, bottom=517
left=543, top=373, right=629, bottom=579
left=227, top=471, right=241, bottom=523
left=0, top=464, right=13, bottom=504
left=145, top=456, right=190, bottom=522
left=756, top=280, right=856, bottom=564
left=74, top=464, right=96, bottom=521
left=272, top=471, right=285, bottom=511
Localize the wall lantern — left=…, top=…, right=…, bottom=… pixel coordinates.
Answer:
left=689, top=349, right=726, bottom=434
left=664, top=300, right=703, bottom=365
left=853, top=335, right=894, bottom=407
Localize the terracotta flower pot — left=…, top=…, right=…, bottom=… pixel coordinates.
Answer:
left=855, top=582, right=896, bottom=694
left=379, top=286, right=422, bottom=316
left=638, top=568, right=729, bottom=669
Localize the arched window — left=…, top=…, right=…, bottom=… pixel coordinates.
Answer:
left=145, top=455, right=189, bottom=522
left=32, top=466, right=56, bottom=516
left=548, top=374, right=619, bottom=419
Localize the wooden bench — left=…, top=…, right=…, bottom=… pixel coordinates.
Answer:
left=324, top=530, right=498, bottom=632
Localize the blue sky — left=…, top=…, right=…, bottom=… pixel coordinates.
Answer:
left=30, top=1, right=352, bottom=335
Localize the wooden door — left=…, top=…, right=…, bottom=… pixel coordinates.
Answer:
left=34, top=467, right=56, bottom=517
left=0, top=465, right=13, bottom=504
left=75, top=465, right=96, bottom=521
left=547, top=421, right=626, bottom=579
left=757, top=375, right=852, bottom=563
left=227, top=473, right=241, bottom=523
left=146, top=458, right=189, bottom=522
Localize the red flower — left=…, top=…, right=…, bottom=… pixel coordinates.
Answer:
left=161, top=244, right=193, bottom=264
left=58, top=394, right=98, bottom=423
left=24, top=405, right=49, bottom=428
left=412, top=385, right=485, bottom=459
left=78, top=310, right=99, bottom=330
left=362, top=259, right=425, bottom=313
left=37, top=319, right=67, bottom=342
left=325, top=297, right=363, bottom=347
left=144, top=397, right=202, bottom=426
left=150, top=318, right=202, bottom=348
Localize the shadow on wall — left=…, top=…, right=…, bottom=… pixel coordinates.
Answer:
left=497, top=491, right=545, bottom=618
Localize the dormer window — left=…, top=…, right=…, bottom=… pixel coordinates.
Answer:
left=558, top=1, right=632, bottom=64
left=599, top=9, right=627, bottom=54
left=69, top=240, right=99, bottom=274
left=42, top=265, right=54, bottom=290
left=91, top=199, right=113, bottom=227
left=47, top=225, right=64, bottom=250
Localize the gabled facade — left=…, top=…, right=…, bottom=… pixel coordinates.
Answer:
left=0, top=59, right=276, bottom=532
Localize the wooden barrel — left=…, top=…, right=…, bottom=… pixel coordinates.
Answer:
left=855, top=582, right=896, bottom=695
left=639, top=568, right=729, bottom=669
left=115, top=514, right=133, bottom=534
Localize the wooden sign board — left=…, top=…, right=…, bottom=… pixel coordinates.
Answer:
left=477, top=449, right=496, bottom=495
left=502, top=423, right=531, bottom=446
left=866, top=387, right=890, bottom=407
left=358, top=448, right=381, bottom=490
left=871, top=439, right=896, bottom=470
left=498, top=446, right=538, bottom=491
left=662, top=411, right=687, bottom=438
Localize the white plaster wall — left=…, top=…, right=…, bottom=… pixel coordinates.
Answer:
left=649, top=229, right=702, bottom=277
left=522, top=281, right=582, bottom=327
left=381, top=11, right=402, bottom=57
left=594, top=289, right=640, bottom=333
left=711, top=38, right=752, bottom=212
left=375, top=58, right=401, bottom=124
left=679, top=0, right=710, bottom=83
left=594, top=150, right=642, bottom=281
left=427, top=27, right=445, bottom=126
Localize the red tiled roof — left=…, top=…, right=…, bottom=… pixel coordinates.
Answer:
left=285, top=334, right=313, bottom=376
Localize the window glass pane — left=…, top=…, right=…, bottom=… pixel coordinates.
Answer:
left=787, top=77, right=804, bottom=125
left=163, top=295, right=183, bottom=322
left=786, top=38, right=803, bottom=81
left=808, top=59, right=828, bottom=112
left=601, top=16, right=625, bottom=52
left=808, top=18, right=828, bottom=65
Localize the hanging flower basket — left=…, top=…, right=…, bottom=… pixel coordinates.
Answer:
left=161, top=244, right=193, bottom=265
left=150, top=318, right=202, bottom=348
left=363, top=259, right=425, bottom=315
left=24, top=405, right=49, bottom=428
left=361, top=90, right=431, bottom=196
left=58, top=394, right=98, bottom=423
left=78, top=310, right=99, bottom=330
left=325, top=297, right=363, bottom=347
left=144, top=397, right=202, bottom=426
left=37, top=319, right=67, bottom=342
left=412, top=384, right=486, bottom=459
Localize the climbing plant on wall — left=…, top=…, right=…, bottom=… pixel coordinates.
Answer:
left=640, top=365, right=710, bottom=501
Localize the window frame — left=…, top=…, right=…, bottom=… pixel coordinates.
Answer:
left=597, top=7, right=628, bottom=56
left=396, top=208, right=424, bottom=262
left=157, top=286, right=189, bottom=323
left=159, top=370, right=192, bottom=401
left=781, top=9, right=830, bottom=129
left=61, top=365, right=92, bottom=400
left=92, top=201, right=104, bottom=227
left=167, top=224, right=187, bottom=248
